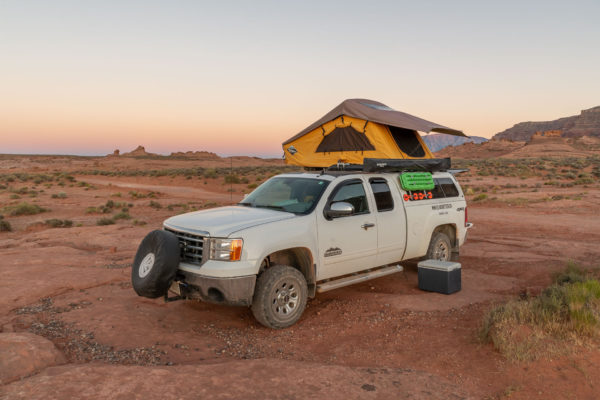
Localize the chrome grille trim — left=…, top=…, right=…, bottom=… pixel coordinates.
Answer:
left=164, top=227, right=206, bottom=265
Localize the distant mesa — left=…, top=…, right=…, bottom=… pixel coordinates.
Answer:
left=492, top=105, right=600, bottom=142
left=107, top=146, right=222, bottom=159
left=170, top=150, right=220, bottom=160
left=422, top=134, right=488, bottom=152
left=121, top=145, right=156, bottom=157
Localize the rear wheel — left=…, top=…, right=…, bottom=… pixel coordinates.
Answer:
left=251, top=265, right=308, bottom=329
left=425, top=232, right=458, bottom=262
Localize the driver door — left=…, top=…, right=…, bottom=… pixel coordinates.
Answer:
left=316, top=178, right=378, bottom=280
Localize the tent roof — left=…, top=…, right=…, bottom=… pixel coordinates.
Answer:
left=283, top=99, right=465, bottom=145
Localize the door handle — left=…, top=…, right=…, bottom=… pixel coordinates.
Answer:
left=361, top=223, right=375, bottom=230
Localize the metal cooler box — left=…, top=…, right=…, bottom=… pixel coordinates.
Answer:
left=417, top=260, right=461, bottom=294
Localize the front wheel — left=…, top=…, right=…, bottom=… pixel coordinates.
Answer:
left=251, top=265, right=308, bottom=329
left=425, top=232, right=458, bottom=262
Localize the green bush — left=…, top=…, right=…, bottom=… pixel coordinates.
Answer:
left=113, top=211, right=131, bottom=220
left=224, top=174, right=241, bottom=184
left=0, top=216, right=11, bottom=232
left=149, top=200, right=162, bottom=209
left=480, top=262, right=600, bottom=361
left=473, top=193, right=488, bottom=201
left=96, top=217, right=115, bottom=226
left=8, top=202, right=47, bottom=216
left=51, top=192, right=67, bottom=199
left=45, top=219, right=73, bottom=228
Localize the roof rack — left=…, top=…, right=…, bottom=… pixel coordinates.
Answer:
left=305, top=158, right=452, bottom=173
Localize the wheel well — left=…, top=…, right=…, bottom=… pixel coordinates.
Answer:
left=432, top=224, right=458, bottom=250
left=263, top=248, right=316, bottom=298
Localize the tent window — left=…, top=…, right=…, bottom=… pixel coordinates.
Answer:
left=316, top=126, right=375, bottom=153
left=388, top=126, right=426, bottom=157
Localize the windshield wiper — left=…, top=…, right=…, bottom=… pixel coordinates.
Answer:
left=254, top=204, right=286, bottom=212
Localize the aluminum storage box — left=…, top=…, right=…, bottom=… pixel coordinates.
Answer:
left=417, top=260, right=461, bottom=294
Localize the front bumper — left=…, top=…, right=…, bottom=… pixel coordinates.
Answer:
left=172, top=271, right=256, bottom=306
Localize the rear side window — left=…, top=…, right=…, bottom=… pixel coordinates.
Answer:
left=436, top=178, right=460, bottom=198
left=369, top=178, right=394, bottom=211
left=404, top=176, right=461, bottom=202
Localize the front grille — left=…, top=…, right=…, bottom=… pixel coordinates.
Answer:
left=164, top=228, right=206, bottom=265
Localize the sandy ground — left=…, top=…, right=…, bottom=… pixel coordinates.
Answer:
left=1, top=154, right=599, bottom=399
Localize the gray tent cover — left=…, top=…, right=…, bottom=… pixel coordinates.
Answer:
left=283, top=98, right=465, bottom=145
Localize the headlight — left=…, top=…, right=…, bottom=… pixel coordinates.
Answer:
left=209, top=238, right=243, bottom=261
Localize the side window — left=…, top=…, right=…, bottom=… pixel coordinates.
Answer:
left=369, top=178, right=394, bottom=212
left=430, top=179, right=445, bottom=198
left=438, top=178, right=460, bottom=198
left=331, top=181, right=369, bottom=214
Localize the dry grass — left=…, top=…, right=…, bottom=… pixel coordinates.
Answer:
left=480, top=262, right=600, bottom=361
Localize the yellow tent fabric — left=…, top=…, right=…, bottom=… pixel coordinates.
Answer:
left=284, top=116, right=434, bottom=167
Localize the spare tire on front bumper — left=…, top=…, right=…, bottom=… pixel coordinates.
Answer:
left=132, top=230, right=180, bottom=298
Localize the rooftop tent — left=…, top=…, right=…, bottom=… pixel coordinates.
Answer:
left=282, top=99, right=465, bottom=167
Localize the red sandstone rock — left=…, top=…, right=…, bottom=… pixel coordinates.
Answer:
left=0, top=333, right=66, bottom=385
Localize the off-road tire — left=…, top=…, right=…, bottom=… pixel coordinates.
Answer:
left=251, top=265, right=308, bottom=329
left=425, top=232, right=458, bottom=262
left=132, top=230, right=180, bottom=298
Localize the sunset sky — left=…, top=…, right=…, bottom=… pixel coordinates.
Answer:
left=1, top=1, right=599, bottom=157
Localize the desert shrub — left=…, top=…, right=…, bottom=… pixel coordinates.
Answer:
left=132, top=219, right=147, bottom=226
left=51, top=192, right=67, bottom=199
left=224, top=174, right=240, bottom=184
left=480, top=262, right=600, bottom=361
left=149, top=200, right=162, bottom=209
left=574, top=177, right=594, bottom=185
left=473, top=193, right=487, bottom=201
left=45, top=219, right=73, bottom=228
left=8, top=202, right=47, bottom=216
left=247, top=183, right=258, bottom=189
left=111, top=192, right=122, bottom=197
left=96, top=217, right=115, bottom=226
left=10, top=194, right=20, bottom=199
left=203, top=169, right=217, bottom=179
left=113, top=211, right=131, bottom=220
left=0, top=216, right=11, bottom=232
left=86, top=207, right=99, bottom=214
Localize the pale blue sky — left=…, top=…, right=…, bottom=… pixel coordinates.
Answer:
left=1, top=0, right=599, bottom=156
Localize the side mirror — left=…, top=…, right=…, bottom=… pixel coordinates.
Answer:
left=325, top=201, right=354, bottom=219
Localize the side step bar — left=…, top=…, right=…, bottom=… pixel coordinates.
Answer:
left=316, top=264, right=403, bottom=293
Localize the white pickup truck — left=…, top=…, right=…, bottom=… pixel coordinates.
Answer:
left=131, top=163, right=471, bottom=329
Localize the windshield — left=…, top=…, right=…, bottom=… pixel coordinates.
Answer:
left=239, top=177, right=330, bottom=214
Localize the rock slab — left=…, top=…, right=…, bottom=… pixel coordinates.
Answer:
left=0, top=333, right=66, bottom=385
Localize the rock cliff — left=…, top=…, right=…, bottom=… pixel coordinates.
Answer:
left=492, top=106, right=600, bottom=142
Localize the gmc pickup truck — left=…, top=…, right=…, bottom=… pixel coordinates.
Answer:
left=131, top=164, right=471, bottom=329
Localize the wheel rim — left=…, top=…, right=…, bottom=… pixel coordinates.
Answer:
left=138, top=252, right=155, bottom=278
left=433, top=241, right=449, bottom=261
left=270, top=280, right=300, bottom=320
